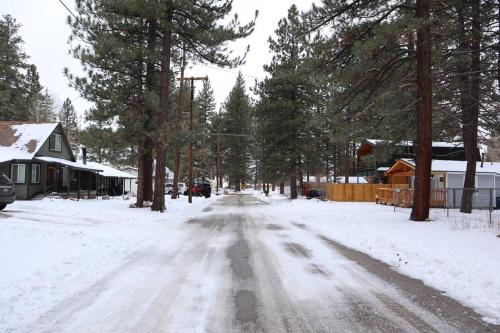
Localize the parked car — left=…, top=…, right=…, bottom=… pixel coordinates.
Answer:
left=184, top=182, right=211, bottom=198
left=165, top=183, right=174, bottom=194
left=306, top=188, right=324, bottom=200
left=166, top=182, right=187, bottom=196
left=0, top=172, right=15, bottom=210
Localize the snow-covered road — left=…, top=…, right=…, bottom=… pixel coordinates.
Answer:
left=3, top=194, right=498, bottom=332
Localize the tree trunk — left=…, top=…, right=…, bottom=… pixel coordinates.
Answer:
left=290, top=175, right=297, bottom=199
left=143, top=143, right=153, bottom=202
left=144, top=18, right=156, bottom=203
left=410, top=0, right=432, bottom=221
left=272, top=183, right=275, bottom=192
left=135, top=145, right=145, bottom=208
left=280, top=182, right=284, bottom=195
left=152, top=8, right=173, bottom=212
left=344, top=142, right=350, bottom=183
left=460, top=0, right=481, bottom=213
left=171, top=49, right=185, bottom=199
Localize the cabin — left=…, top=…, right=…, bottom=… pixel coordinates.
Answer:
left=0, top=121, right=136, bottom=200
left=384, top=159, right=500, bottom=209
left=356, top=139, right=480, bottom=180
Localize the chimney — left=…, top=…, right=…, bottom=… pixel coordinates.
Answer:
left=81, top=146, right=87, bottom=165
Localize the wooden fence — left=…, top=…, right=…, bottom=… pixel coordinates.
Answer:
left=319, top=184, right=409, bottom=202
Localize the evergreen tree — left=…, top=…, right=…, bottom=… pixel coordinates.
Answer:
left=256, top=5, right=315, bottom=199
left=0, top=14, right=28, bottom=120
left=221, top=73, right=252, bottom=191
left=59, top=98, right=79, bottom=154
left=24, top=64, right=43, bottom=121
left=194, top=79, right=216, bottom=181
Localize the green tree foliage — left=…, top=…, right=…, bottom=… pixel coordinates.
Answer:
left=221, top=73, right=252, bottom=190
left=194, top=79, right=216, bottom=181
left=255, top=5, right=315, bottom=198
left=0, top=15, right=56, bottom=122
left=0, top=14, right=27, bottom=120
left=59, top=98, right=79, bottom=154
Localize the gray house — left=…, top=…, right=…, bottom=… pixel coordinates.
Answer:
left=0, top=121, right=101, bottom=199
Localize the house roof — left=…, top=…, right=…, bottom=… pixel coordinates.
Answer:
left=390, top=159, right=500, bottom=175
left=35, top=156, right=102, bottom=172
left=0, top=122, right=59, bottom=163
left=365, top=139, right=464, bottom=148
left=86, top=162, right=137, bottom=178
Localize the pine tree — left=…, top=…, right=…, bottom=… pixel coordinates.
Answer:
left=0, top=14, right=28, bottom=120
left=24, top=64, right=43, bottom=122
left=59, top=98, right=79, bottom=154
left=194, top=79, right=216, bottom=181
left=256, top=5, right=315, bottom=199
left=221, top=73, right=252, bottom=191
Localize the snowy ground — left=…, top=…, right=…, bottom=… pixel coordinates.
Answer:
left=257, top=190, right=500, bottom=325
left=0, top=191, right=499, bottom=332
left=0, top=195, right=214, bottom=332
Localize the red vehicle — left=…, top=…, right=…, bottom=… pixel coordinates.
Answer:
left=183, top=183, right=212, bottom=198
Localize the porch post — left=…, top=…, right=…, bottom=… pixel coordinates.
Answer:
left=122, top=179, right=125, bottom=195
left=68, top=168, right=71, bottom=197
left=95, top=172, right=98, bottom=198
left=77, top=170, right=81, bottom=200
left=42, top=164, right=46, bottom=194
left=87, top=172, right=91, bottom=199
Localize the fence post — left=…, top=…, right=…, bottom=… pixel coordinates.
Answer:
left=393, top=189, right=396, bottom=212
left=446, top=188, right=449, bottom=217
left=490, top=188, right=493, bottom=225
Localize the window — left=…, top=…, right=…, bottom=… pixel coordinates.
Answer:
left=31, top=164, right=41, bottom=184
left=11, top=164, right=26, bottom=183
left=49, top=133, right=62, bottom=152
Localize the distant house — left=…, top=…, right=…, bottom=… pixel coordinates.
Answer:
left=0, top=121, right=136, bottom=200
left=86, top=162, right=137, bottom=196
left=121, top=166, right=138, bottom=195
left=357, top=139, right=480, bottom=179
left=385, top=159, right=500, bottom=208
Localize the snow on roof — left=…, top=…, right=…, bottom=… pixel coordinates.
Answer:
left=0, top=122, right=59, bottom=163
left=35, top=156, right=102, bottom=172
left=401, top=159, right=500, bottom=174
left=365, top=139, right=464, bottom=148
left=86, top=162, right=137, bottom=178
left=336, top=176, right=368, bottom=184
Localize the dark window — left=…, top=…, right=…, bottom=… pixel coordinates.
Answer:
left=49, top=133, right=62, bottom=152
left=11, top=164, right=26, bottom=183
left=31, top=164, right=41, bottom=184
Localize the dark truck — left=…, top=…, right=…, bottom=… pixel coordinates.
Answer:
left=184, top=182, right=211, bottom=198
left=0, top=172, right=16, bottom=210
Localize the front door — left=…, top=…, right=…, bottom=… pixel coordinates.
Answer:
left=47, top=166, right=57, bottom=191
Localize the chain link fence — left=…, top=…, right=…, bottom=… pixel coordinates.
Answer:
left=390, top=187, right=500, bottom=225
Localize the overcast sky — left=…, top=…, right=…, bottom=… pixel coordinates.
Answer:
left=3, top=1, right=316, bottom=120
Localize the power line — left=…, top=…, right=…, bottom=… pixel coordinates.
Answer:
left=57, top=0, right=78, bottom=21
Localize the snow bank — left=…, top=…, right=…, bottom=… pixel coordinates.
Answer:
left=258, top=194, right=500, bottom=324
left=0, top=195, right=214, bottom=331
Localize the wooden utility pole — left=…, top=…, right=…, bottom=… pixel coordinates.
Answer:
left=178, top=76, right=208, bottom=203
left=171, top=48, right=186, bottom=200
